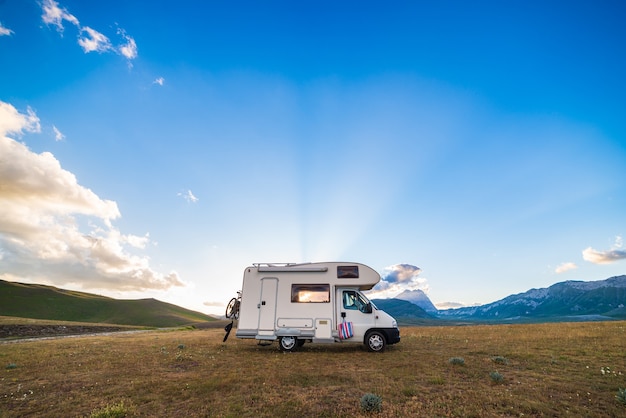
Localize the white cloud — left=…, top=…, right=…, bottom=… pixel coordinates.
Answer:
left=179, top=190, right=199, bottom=203
left=555, top=262, right=577, bottom=274
left=78, top=27, right=112, bottom=53
left=0, top=23, right=14, bottom=36
left=367, top=263, right=428, bottom=299
left=0, top=102, right=40, bottom=135
left=52, top=125, right=65, bottom=141
left=117, top=29, right=138, bottom=60
left=433, top=302, right=481, bottom=310
left=153, top=77, right=165, bottom=86
left=583, top=248, right=626, bottom=264
left=582, top=236, right=626, bottom=264
left=203, top=301, right=224, bottom=308
left=0, top=101, right=183, bottom=292
left=41, top=1, right=137, bottom=61
left=41, top=0, right=79, bottom=32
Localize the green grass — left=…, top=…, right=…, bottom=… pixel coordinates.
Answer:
left=1, top=321, right=625, bottom=416
left=0, top=280, right=215, bottom=327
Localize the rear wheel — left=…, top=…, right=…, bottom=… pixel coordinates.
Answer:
left=366, top=331, right=386, bottom=352
left=279, top=336, right=297, bottom=352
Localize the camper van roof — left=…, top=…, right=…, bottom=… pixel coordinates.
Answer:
left=253, top=263, right=328, bottom=273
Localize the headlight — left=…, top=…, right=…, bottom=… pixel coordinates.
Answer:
left=392, top=320, right=397, bottom=328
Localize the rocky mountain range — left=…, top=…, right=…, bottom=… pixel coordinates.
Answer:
left=384, top=275, right=626, bottom=323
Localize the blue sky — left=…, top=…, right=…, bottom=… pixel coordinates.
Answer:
left=1, top=0, right=625, bottom=315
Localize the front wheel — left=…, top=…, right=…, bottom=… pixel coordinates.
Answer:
left=365, top=331, right=386, bottom=352
left=279, top=336, right=298, bottom=352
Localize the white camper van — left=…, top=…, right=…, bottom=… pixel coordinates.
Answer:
left=230, top=262, right=400, bottom=352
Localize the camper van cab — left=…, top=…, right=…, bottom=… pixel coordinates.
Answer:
left=234, top=262, right=400, bottom=352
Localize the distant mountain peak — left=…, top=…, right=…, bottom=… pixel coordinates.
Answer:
left=395, top=289, right=438, bottom=313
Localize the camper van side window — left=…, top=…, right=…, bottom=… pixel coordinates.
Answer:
left=343, top=291, right=358, bottom=310
left=291, top=284, right=330, bottom=303
left=343, top=291, right=371, bottom=313
left=337, top=265, right=359, bottom=278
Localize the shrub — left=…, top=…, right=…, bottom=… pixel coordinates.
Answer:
left=360, top=393, right=383, bottom=413
left=428, top=377, right=446, bottom=385
left=489, top=371, right=504, bottom=384
left=448, top=357, right=465, bottom=365
left=90, top=400, right=134, bottom=418
left=402, top=387, right=417, bottom=397
left=617, top=388, right=626, bottom=406
left=491, top=356, right=509, bottom=365
left=6, top=363, right=17, bottom=370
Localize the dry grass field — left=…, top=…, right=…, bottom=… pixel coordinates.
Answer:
left=1, top=321, right=625, bottom=417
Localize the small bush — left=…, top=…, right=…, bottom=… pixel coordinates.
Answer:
left=428, top=377, right=446, bottom=385
left=491, top=356, right=509, bottom=365
left=178, top=344, right=186, bottom=349
left=90, top=400, right=134, bottom=418
left=360, top=393, right=383, bottom=413
left=617, top=388, right=626, bottom=406
left=6, top=363, right=17, bottom=370
left=402, top=387, right=417, bottom=397
left=449, top=357, right=465, bottom=365
left=489, top=371, right=504, bottom=384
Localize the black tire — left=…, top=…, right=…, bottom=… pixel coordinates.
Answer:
left=279, top=336, right=297, bottom=352
left=233, top=301, right=240, bottom=319
left=225, top=298, right=238, bottom=319
left=365, top=331, right=386, bottom=352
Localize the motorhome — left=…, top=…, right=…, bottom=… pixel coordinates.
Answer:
left=231, top=262, right=400, bottom=352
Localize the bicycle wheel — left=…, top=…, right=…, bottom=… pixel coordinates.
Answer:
left=233, top=300, right=240, bottom=319
left=225, top=297, right=238, bottom=318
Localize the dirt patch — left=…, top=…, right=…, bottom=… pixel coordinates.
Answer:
left=0, top=324, right=128, bottom=339
left=192, top=320, right=232, bottom=329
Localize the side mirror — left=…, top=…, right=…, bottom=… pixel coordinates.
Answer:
left=364, top=303, right=372, bottom=314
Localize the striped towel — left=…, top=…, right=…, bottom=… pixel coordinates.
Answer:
left=338, top=321, right=354, bottom=339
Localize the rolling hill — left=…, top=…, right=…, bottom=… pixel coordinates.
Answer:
left=0, top=280, right=215, bottom=327
left=371, top=298, right=439, bottom=325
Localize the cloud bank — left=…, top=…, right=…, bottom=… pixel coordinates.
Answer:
left=0, top=101, right=183, bottom=292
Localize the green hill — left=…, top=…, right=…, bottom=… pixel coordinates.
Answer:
left=371, top=298, right=439, bottom=325
left=0, top=280, right=216, bottom=327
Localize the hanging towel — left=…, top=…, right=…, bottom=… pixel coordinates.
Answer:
left=338, top=321, right=354, bottom=339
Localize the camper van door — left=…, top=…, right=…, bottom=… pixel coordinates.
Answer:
left=258, top=278, right=278, bottom=331
left=336, top=288, right=373, bottom=340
